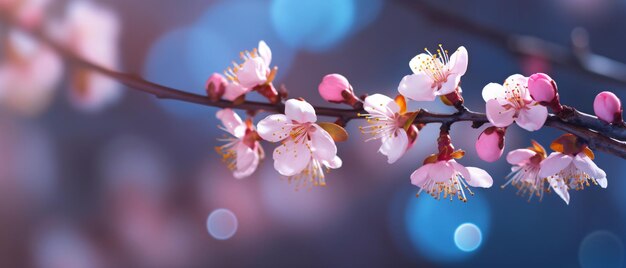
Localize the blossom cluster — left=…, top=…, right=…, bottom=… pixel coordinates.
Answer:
left=0, top=0, right=121, bottom=115
left=210, top=42, right=621, bottom=204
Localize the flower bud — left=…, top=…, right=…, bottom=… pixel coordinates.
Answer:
left=528, top=73, right=557, bottom=103
left=475, top=126, right=506, bottom=162
left=318, top=73, right=360, bottom=107
left=205, top=73, right=227, bottom=102
left=594, top=91, right=623, bottom=124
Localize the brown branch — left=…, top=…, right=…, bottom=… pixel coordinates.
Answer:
left=2, top=13, right=626, bottom=159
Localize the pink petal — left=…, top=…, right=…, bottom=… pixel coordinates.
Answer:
left=273, top=139, right=311, bottom=176
left=465, top=167, right=493, bottom=188
left=310, top=125, right=338, bottom=162
left=223, top=82, right=249, bottom=101
left=410, top=163, right=432, bottom=187
left=285, top=99, right=317, bottom=123
left=516, top=104, right=548, bottom=131
left=322, top=155, right=342, bottom=169
left=539, top=153, right=573, bottom=178
left=363, top=93, right=399, bottom=118
left=486, top=99, right=515, bottom=127
left=408, top=53, right=432, bottom=74
left=398, top=73, right=436, bottom=101
left=379, top=128, right=408, bottom=164
left=449, top=160, right=470, bottom=179
left=237, top=57, right=268, bottom=88
left=216, top=108, right=245, bottom=138
left=428, top=161, right=456, bottom=183
left=506, top=149, right=536, bottom=165
left=482, top=83, right=506, bottom=102
left=448, top=46, right=468, bottom=76
left=234, top=142, right=260, bottom=179
left=573, top=154, right=607, bottom=188
left=256, top=114, right=291, bottom=142
left=549, top=178, right=570, bottom=205
left=258, top=40, right=272, bottom=66
left=437, top=74, right=461, bottom=95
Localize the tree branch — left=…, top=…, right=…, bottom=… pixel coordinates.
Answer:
left=2, top=13, right=626, bottom=159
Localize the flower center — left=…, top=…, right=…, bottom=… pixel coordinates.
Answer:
left=417, top=45, right=451, bottom=90
left=358, top=112, right=401, bottom=141
left=416, top=171, right=474, bottom=202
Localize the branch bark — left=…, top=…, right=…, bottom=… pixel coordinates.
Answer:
left=2, top=13, right=626, bottom=159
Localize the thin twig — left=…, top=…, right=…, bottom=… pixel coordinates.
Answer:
left=1, top=13, right=626, bottom=159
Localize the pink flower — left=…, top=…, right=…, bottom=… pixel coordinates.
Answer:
left=502, top=141, right=553, bottom=201
left=483, top=74, right=548, bottom=131
left=318, top=73, right=359, bottom=106
left=593, top=91, right=622, bottom=124
left=205, top=73, right=227, bottom=101
left=55, top=1, right=121, bottom=111
left=359, top=94, right=418, bottom=164
left=0, top=30, right=63, bottom=116
left=475, top=126, right=506, bottom=162
left=398, top=45, right=468, bottom=101
left=411, top=158, right=493, bottom=202
left=538, top=134, right=607, bottom=205
left=215, top=109, right=264, bottom=179
left=527, top=73, right=557, bottom=103
left=257, top=99, right=342, bottom=188
left=225, top=41, right=274, bottom=89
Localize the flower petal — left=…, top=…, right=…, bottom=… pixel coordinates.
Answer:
left=363, top=93, right=399, bottom=118
left=465, top=167, right=493, bottom=188
left=428, top=161, right=456, bottom=183
left=223, top=82, right=249, bottom=101
left=505, top=74, right=530, bottom=99
left=216, top=108, right=245, bottom=138
left=398, top=73, right=436, bottom=101
left=516, top=104, right=548, bottom=131
left=410, top=163, right=432, bottom=187
left=449, top=160, right=470, bottom=179
left=506, top=149, right=536, bottom=165
left=409, top=53, right=431, bottom=74
left=549, top=178, right=570, bottom=205
left=237, top=57, right=268, bottom=88
left=573, top=154, right=607, bottom=188
left=539, top=153, right=573, bottom=178
left=273, top=140, right=311, bottom=176
left=448, top=46, right=468, bottom=76
left=486, top=99, right=515, bottom=127
left=310, top=125, right=338, bottom=162
left=257, top=114, right=291, bottom=142
left=323, top=155, right=342, bottom=169
left=482, top=83, right=506, bottom=102
left=258, top=40, right=271, bottom=66
left=437, top=74, right=461, bottom=95
left=285, top=99, right=317, bottom=123
left=234, top=142, right=260, bottom=179
left=379, top=128, right=408, bottom=164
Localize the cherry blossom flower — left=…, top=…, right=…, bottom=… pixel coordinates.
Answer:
left=215, top=109, right=264, bottom=179
left=538, top=134, right=607, bottom=204
left=398, top=45, right=468, bottom=101
left=358, top=94, right=418, bottom=164
left=54, top=0, right=121, bottom=111
left=225, top=40, right=276, bottom=89
left=483, top=74, right=548, bottom=131
left=0, top=30, right=63, bottom=116
left=257, top=99, right=342, bottom=188
left=502, top=141, right=552, bottom=201
left=411, top=155, right=493, bottom=202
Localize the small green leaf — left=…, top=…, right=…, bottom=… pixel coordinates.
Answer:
left=318, top=122, right=349, bottom=142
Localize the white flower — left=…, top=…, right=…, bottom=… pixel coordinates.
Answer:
left=54, top=1, right=121, bottom=111
left=411, top=158, right=493, bottom=202
left=215, top=109, right=264, bottom=179
left=502, top=141, right=552, bottom=201
left=257, top=99, right=342, bottom=188
left=359, top=94, right=418, bottom=163
left=398, top=45, right=468, bottom=101
left=483, top=74, right=548, bottom=131
left=225, top=40, right=274, bottom=89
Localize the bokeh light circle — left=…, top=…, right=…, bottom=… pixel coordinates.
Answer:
left=207, top=208, right=238, bottom=240
left=270, top=0, right=355, bottom=51
left=404, top=193, right=490, bottom=263
left=454, top=223, right=483, bottom=252
left=579, top=230, right=624, bottom=268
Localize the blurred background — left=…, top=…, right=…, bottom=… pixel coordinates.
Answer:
left=1, top=0, right=626, bottom=267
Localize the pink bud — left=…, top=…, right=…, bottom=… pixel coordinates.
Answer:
left=528, top=73, right=557, bottom=103
left=318, top=74, right=353, bottom=103
left=594, top=91, right=622, bottom=124
left=475, top=127, right=506, bottom=162
left=205, top=73, right=227, bottom=101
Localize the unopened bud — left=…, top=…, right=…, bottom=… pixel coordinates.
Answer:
left=318, top=74, right=360, bottom=108
left=475, top=126, right=506, bottom=162
left=528, top=73, right=562, bottom=112
left=594, top=91, right=623, bottom=124
left=205, top=73, right=227, bottom=102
